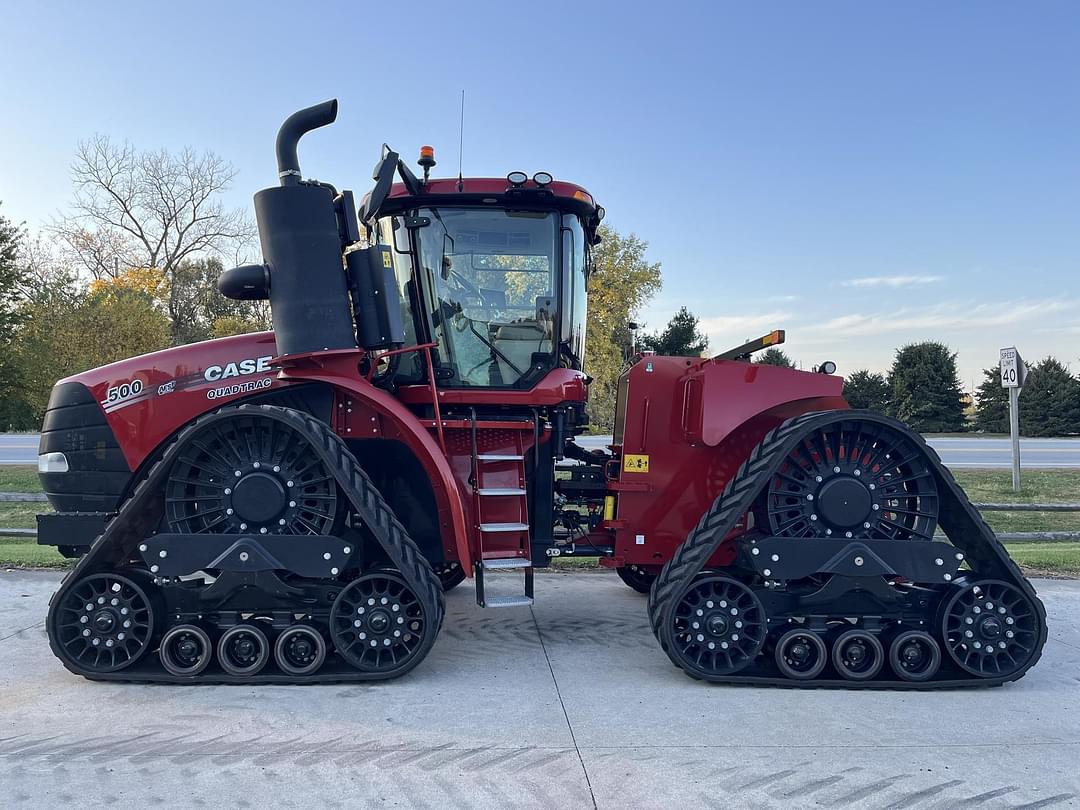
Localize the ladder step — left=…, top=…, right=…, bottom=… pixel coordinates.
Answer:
left=481, top=557, right=532, bottom=570
left=477, top=488, right=527, bottom=496
left=477, top=454, right=525, bottom=461
left=479, top=522, right=530, bottom=533
left=483, top=595, right=534, bottom=608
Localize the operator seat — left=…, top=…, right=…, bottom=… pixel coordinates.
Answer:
left=491, top=296, right=553, bottom=383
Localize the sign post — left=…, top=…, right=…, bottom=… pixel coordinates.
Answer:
left=999, top=347, right=1026, bottom=492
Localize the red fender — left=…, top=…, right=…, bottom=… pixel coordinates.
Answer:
left=279, top=357, right=472, bottom=573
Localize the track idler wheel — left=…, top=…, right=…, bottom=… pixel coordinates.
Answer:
left=330, top=571, right=438, bottom=677
left=661, top=574, right=767, bottom=679
left=49, top=572, right=155, bottom=674
left=774, top=628, right=828, bottom=680
left=616, top=565, right=657, bottom=594
left=217, top=624, right=271, bottom=677
left=941, top=579, right=1040, bottom=678
left=831, top=629, right=884, bottom=681
left=274, top=625, right=327, bottom=676
left=160, top=624, right=213, bottom=677
left=889, top=630, right=941, bottom=682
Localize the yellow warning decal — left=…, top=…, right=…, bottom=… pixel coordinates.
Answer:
left=623, top=454, right=650, bottom=473
left=382, top=250, right=393, bottom=268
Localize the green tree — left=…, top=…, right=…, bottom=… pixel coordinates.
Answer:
left=886, top=342, right=965, bottom=432
left=973, top=367, right=1009, bottom=433
left=640, top=306, right=708, bottom=356
left=755, top=347, right=794, bottom=368
left=0, top=205, right=25, bottom=341
left=0, top=204, right=28, bottom=429
left=585, top=226, right=662, bottom=430
left=170, top=257, right=269, bottom=343
left=843, top=369, right=890, bottom=411
left=7, top=271, right=171, bottom=428
left=1019, top=357, right=1080, bottom=437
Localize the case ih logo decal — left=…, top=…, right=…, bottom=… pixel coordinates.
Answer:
left=203, top=356, right=273, bottom=382
left=98, top=355, right=276, bottom=414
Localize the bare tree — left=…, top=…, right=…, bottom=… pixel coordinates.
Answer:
left=55, top=134, right=255, bottom=342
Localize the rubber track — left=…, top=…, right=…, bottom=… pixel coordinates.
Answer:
left=47, top=404, right=445, bottom=684
left=646, top=409, right=1048, bottom=688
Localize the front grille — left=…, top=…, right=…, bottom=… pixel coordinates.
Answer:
left=38, top=382, right=131, bottom=512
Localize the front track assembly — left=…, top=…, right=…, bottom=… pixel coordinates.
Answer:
left=47, top=404, right=445, bottom=684
left=647, top=410, right=1047, bottom=688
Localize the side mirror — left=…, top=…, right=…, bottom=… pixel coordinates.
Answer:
left=218, top=263, right=270, bottom=300
left=359, top=150, right=399, bottom=224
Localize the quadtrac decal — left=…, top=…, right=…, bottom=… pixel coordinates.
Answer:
left=207, top=377, right=272, bottom=400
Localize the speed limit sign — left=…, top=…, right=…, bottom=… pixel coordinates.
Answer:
left=1000, top=347, right=1026, bottom=388
left=997, top=347, right=1023, bottom=388
left=999, top=347, right=1026, bottom=491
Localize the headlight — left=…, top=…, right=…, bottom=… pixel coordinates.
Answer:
left=38, top=452, right=69, bottom=473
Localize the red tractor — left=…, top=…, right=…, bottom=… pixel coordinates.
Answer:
left=40, top=101, right=1045, bottom=686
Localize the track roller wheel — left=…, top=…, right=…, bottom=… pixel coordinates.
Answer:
left=774, top=628, right=828, bottom=680
left=434, top=562, right=466, bottom=592
left=662, top=574, right=767, bottom=679
left=160, top=624, right=213, bottom=677
left=49, top=572, right=155, bottom=674
left=889, top=630, right=941, bottom=682
left=217, top=624, right=271, bottom=677
left=616, top=565, right=657, bottom=594
left=274, top=625, right=326, bottom=676
left=330, top=571, right=438, bottom=677
left=941, top=579, right=1040, bottom=678
left=831, top=629, right=884, bottom=681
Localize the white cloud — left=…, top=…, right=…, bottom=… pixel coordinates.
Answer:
left=841, top=275, right=943, bottom=288
left=802, top=298, right=1078, bottom=338
left=698, top=310, right=794, bottom=339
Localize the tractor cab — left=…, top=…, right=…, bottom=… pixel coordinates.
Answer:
left=365, top=169, right=602, bottom=391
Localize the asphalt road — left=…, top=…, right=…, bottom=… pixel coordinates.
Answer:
left=5, top=432, right=1080, bottom=468
left=1, top=570, right=1078, bottom=809
left=577, top=434, right=1080, bottom=469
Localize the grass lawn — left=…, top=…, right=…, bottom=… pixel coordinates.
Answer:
left=2, top=465, right=1078, bottom=576
left=0, top=466, right=43, bottom=492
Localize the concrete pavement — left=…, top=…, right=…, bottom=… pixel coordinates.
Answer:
left=2, top=570, right=1078, bottom=809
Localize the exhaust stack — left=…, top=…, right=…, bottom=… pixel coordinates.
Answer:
left=275, top=99, right=338, bottom=186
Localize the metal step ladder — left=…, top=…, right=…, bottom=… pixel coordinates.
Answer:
left=470, top=411, right=534, bottom=608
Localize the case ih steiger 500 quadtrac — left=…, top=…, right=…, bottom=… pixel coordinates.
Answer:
left=39, top=101, right=1045, bottom=687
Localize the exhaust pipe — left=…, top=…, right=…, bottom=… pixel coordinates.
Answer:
left=275, top=99, right=338, bottom=186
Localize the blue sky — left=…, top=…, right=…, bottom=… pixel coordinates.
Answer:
left=2, top=1, right=1078, bottom=388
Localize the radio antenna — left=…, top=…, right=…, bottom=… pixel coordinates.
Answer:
left=456, top=90, right=465, bottom=192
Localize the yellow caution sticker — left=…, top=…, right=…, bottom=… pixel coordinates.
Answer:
left=623, top=454, right=650, bottom=473
left=382, top=250, right=393, bottom=268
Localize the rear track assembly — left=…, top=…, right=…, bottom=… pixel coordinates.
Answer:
left=647, top=410, right=1047, bottom=688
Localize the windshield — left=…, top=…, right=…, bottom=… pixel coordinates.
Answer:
left=412, top=207, right=559, bottom=387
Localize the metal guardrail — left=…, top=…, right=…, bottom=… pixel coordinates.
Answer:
left=1, top=494, right=1079, bottom=542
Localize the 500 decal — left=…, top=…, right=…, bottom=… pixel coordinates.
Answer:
left=100, top=378, right=144, bottom=409
left=207, top=377, right=272, bottom=400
